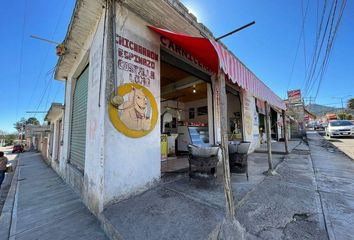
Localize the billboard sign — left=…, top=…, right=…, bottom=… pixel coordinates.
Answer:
left=287, top=89, right=301, bottom=103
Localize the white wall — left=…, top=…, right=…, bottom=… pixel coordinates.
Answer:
left=57, top=7, right=105, bottom=214
left=48, top=113, right=63, bottom=174
left=241, top=90, right=260, bottom=152
left=184, top=98, right=208, bottom=123
left=83, top=12, right=106, bottom=214
left=103, top=6, right=161, bottom=205
left=161, top=100, right=186, bottom=121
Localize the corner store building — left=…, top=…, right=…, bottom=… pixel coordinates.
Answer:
left=54, top=0, right=286, bottom=215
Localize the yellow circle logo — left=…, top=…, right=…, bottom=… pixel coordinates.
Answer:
left=108, top=83, right=158, bottom=138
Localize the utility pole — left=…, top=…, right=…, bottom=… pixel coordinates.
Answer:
left=305, top=96, right=315, bottom=110
left=332, top=95, right=352, bottom=112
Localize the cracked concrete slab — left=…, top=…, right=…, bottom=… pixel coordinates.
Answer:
left=102, top=146, right=329, bottom=240
left=235, top=179, right=327, bottom=240
left=103, top=187, right=224, bottom=240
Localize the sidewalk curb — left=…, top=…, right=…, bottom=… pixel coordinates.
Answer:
left=324, top=137, right=354, bottom=161
left=307, top=137, right=336, bottom=240
left=0, top=155, right=20, bottom=239
left=254, top=150, right=287, bottom=155
left=98, top=213, right=124, bottom=240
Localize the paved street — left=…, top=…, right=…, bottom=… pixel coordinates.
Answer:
left=322, top=133, right=354, bottom=160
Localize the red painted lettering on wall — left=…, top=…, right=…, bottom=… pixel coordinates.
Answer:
left=116, top=34, right=159, bottom=87
left=160, top=36, right=211, bottom=72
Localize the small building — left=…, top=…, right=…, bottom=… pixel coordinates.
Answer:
left=304, top=108, right=317, bottom=124
left=24, top=124, right=50, bottom=152
left=285, top=89, right=306, bottom=138
left=53, top=0, right=286, bottom=215
left=44, top=103, right=65, bottom=173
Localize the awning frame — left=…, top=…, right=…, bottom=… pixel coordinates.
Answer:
left=149, top=25, right=286, bottom=110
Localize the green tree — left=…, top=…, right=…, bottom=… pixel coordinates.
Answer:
left=348, top=98, right=354, bottom=109
left=337, top=112, right=353, bottom=120
left=14, top=118, right=27, bottom=133
left=337, top=112, right=346, bottom=120
left=26, top=117, right=40, bottom=125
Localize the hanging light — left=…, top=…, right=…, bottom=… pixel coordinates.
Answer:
left=192, top=85, right=196, bottom=93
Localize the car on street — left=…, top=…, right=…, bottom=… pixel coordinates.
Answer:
left=314, top=123, right=325, bottom=131
left=12, top=144, right=24, bottom=153
left=325, top=120, right=354, bottom=138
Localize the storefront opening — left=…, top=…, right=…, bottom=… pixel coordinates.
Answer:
left=160, top=61, right=212, bottom=173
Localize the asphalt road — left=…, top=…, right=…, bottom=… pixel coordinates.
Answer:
left=316, top=130, right=354, bottom=160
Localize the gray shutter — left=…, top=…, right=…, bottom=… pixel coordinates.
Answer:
left=69, top=66, right=89, bottom=170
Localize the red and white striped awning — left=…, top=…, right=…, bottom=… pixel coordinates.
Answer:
left=149, top=26, right=286, bottom=110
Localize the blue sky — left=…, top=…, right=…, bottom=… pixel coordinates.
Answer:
left=0, top=0, right=75, bottom=133
left=1, top=0, right=353, bottom=132
left=181, top=0, right=354, bottom=104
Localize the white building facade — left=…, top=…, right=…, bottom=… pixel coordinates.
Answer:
left=54, top=0, right=286, bottom=215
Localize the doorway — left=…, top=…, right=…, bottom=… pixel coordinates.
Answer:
left=160, top=60, right=212, bottom=173
left=226, top=86, right=243, bottom=142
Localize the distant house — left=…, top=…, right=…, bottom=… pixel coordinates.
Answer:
left=44, top=103, right=64, bottom=171
left=24, top=124, right=50, bottom=153
left=304, top=108, right=316, bottom=123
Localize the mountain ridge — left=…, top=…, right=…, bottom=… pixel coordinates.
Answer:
left=306, top=103, right=354, bottom=117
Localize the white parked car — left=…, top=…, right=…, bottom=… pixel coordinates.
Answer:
left=325, top=120, right=354, bottom=138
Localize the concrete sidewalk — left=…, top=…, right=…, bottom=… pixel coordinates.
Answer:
left=0, top=152, right=107, bottom=240
left=102, top=142, right=328, bottom=240
left=307, top=131, right=354, bottom=240
left=255, top=139, right=308, bottom=154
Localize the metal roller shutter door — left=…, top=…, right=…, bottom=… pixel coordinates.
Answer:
left=69, top=67, right=89, bottom=170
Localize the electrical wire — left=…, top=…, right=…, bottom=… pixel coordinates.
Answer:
left=285, top=0, right=309, bottom=93
left=313, top=0, right=347, bottom=100
left=27, top=0, right=68, bottom=114
left=303, top=0, right=345, bottom=98
left=303, top=0, right=327, bottom=93
left=302, top=0, right=310, bottom=78
left=303, top=0, right=335, bottom=97
left=16, top=0, right=28, bottom=120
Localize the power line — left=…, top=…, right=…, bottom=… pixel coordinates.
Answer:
left=302, top=0, right=346, bottom=99
left=16, top=0, right=28, bottom=120
left=285, top=0, right=310, bottom=92
left=304, top=0, right=327, bottom=93
left=313, top=0, right=346, bottom=100
left=27, top=0, right=68, bottom=114
left=303, top=0, right=335, bottom=97
left=33, top=73, right=54, bottom=118
left=301, top=0, right=310, bottom=78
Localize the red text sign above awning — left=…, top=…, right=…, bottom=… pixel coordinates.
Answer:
left=148, top=26, right=286, bottom=110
